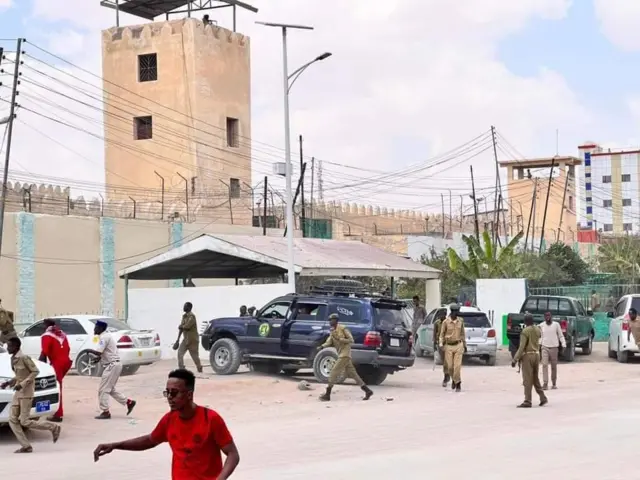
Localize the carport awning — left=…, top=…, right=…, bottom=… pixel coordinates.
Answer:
left=118, top=234, right=440, bottom=281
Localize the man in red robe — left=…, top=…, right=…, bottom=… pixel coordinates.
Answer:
left=39, top=319, right=72, bottom=423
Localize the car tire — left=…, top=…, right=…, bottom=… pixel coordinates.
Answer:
left=485, top=355, right=497, bottom=366
left=250, top=362, right=282, bottom=375
left=562, top=338, right=575, bottom=362
left=312, top=348, right=345, bottom=384
left=209, top=338, right=242, bottom=375
left=76, top=352, right=103, bottom=377
left=281, top=368, right=299, bottom=376
left=122, top=365, right=140, bottom=376
left=581, top=335, right=593, bottom=355
left=617, top=339, right=630, bottom=363
left=356, top=366, right=388, bottom=386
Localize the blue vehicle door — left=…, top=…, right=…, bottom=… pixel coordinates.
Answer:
left=281, top=301, right=328, bottom=357
left=245, top=299, right=292, bottom=354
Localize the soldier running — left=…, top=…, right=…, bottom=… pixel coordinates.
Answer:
left=176, top=302, right=203, bottom=373
left=512, top=313, right=548, bottom=408
left=438, top=304, right=466, bottom=392
left=319, top=314, right=373, bottom=402
left=433, top=313, right=450, bottom=387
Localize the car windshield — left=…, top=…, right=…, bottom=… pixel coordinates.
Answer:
left=461, top=312, right=491, bottom=328
left=374, top=305, right=407, bottom=329
left=88, top=317, right=130, bottom=331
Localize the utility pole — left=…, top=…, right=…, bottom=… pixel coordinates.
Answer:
left=470, top=166, right=480, bottom=240
left=0, top=39, right=23, bottom=265
left=441, top=193, right=445, bottom=238
left=176, top=172, right=189, bottom=222
left=539, top=160, right=556, bottom=253
left=448, top=189, right=452, bottom=234
left=318, top=159, right=324, bottom=202
left=263, top=176, right=268, bottom=235
left=500, top=194, right=508, bottom=242
left=310, top=157, right=315, bottom=219
left=459, top=195, right=463, bottom=228
left=490, top=125, right=502, bottom=245
left=556, top=166, right=570, bottom=242
left=524, top=178, right=537, bottom=252
left=283, top=163, right=307, bottom=238
left=154, top=171, right=165, bottom=220
left=299, top=135, right=306, bottom=236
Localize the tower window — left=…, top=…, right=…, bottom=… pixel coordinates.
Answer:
left=226, top=117, right=239, bottom=148
left=134, top=116, right=153, bottom=140
left=138, top=53, right=158, bottom=82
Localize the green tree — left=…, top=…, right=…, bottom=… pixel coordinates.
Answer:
left=541, top=242, right=591, bottom=286
left=598, top=236, right=640, bottom=283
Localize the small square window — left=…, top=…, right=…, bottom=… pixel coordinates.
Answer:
left=585, top=172, right=591, bottom=178
left=623, top=198, right=632, bottom=207
left=604, top=223, right=613, bottom=232
left=229, top=178, right=240, bottom=199
left=603, top=199, right=612, bottom=208
left=226, top=117, right=239, bottom=148
left=134, top=116, right=153, bottom=140
left=622, top=174, right=631, bottom=182
left=602, top=175, right=612, bottom=183
left=624, top=223, right=633, bottom=232
left=138, top=53, right=157, bottom=82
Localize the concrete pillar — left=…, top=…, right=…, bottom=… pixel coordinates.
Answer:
left=425, top=278, right=441, bottom=312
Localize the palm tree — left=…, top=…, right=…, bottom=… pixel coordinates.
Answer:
left=447, top=230, right=524, bottom=282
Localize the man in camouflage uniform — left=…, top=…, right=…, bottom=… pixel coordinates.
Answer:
left=433, top=313, right=450, bottom=387
left=319, top=314, right=373, bottom=402
left=176, top=302, right=203, bottom=373
left=438, top=304, right=466, bottom=392
left=0, top=299, right=17, bottom=345
left=512, top=313, right=548, bottom=408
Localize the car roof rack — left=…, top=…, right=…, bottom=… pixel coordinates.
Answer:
left=306, top=279, right=406, bottom=305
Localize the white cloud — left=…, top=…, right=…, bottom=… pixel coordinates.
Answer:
left=12, top=0, right=593, bottom=210
left=594, top=0, right=640, bottom=51
left=0, top=0, right=12, bottom=9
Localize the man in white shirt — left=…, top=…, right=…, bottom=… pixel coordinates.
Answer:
left=538, top=311, right=566, bottom=390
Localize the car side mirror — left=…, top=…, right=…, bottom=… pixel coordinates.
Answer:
left=607, top=311, right=614, bottom=318
left=586, top=309, right=593, bottom=316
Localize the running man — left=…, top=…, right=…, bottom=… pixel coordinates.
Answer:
left=94, top=369, right=240, bottom=479
left=39, top=319, right=73, bottom=422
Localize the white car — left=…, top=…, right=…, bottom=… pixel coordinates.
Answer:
left=608, top=294, right=640, bottom=363
left=19, top=315, right=162, bottom=376
left=0, top=345, right=61, bottom=424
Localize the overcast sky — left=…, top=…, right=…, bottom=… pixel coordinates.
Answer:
left=1, top=0, right=640, bottom=213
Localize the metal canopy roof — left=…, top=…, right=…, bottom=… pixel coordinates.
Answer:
left=115, top=0, right=192, bottom=20
left=118, top=234, right=441, bottom=281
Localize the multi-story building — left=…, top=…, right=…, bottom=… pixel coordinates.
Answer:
left=100, top=6, right=252, bottom=216
left=578, top=143, right=640, bottom=234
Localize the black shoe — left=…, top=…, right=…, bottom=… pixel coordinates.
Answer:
left=126, top=399, right=136, bottom=416
left=540, top=398, right=548, bottom=407
left=361, top=386, right=373, bottom=401
left=451, top=382, right=456, bottom=391
left=50, top=417, right=63, bottom=423
left=95, top=411, right=111, bottom=420
left=517, top=402, right=532, bottom=408
left=319, top=386, right=332, bottom=402
left=442, top=375, right=450, bottom=388
left=455, top=382, right=461, bottom=392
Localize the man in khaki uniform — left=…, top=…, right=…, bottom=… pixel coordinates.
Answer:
left=433, top=314, right=450, bottom=387
left=177, top=302, right=203, bottom=373
left=438, top=304, right=466, bottom=392
left=0, top=299, right=17, bottom=345
left=0, top=337, right=61, bottom=453
left=512, top=313, right=548, bottom=408
left=319, top=313, right=373, bottom=402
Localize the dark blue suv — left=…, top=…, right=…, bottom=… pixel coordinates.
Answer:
left=200, top=284, right=415, bottom=385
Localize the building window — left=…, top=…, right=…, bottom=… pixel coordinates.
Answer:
left=138, top=53, right=158, bottom=82
left=586, top=206, right=592, bottom=214
left=603, top=199, right=612, bottom=208
left=134, top=116, right=153, bottom=140
left=586, top=196, right=592, bottom=203
left=586, top=182, right=592, bottom=191
left=226, top=117, right=239, bottom=148
left=585, top=172, right=591, bottom=178
left=623, top=198, right=632, bottom=207
left=622, top=174, right=631, bottom=182
left=602, top=175, right=612, bottom=183
left=624, top=223, right=633, bottom=232
left=229, top=178, right=240, bottom=198
left=604, top=224, right=613, bottom=232
left=568, top=195, right=574, bottom=211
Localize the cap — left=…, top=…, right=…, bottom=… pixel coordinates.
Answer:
left=328, top=313, right=339, bottom=320
left=95, top=320, right=108, bottom=329
left=449, top=303, right=460, bottom=312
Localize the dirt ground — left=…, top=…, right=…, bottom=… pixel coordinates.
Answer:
left=1, top=343, right=638, bottom=479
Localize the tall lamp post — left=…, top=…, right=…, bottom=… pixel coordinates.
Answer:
left=257, top=20, right=332, bottom=292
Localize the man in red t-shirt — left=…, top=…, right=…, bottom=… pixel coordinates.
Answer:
left=39, top=319, right=73, bottom=422
left=93, top=369, right=240, bottom=479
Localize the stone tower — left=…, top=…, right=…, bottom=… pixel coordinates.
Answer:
left=101, top=18, right=251, bottom=207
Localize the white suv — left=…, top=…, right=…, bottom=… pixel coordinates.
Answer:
left=608, top=294, right=640, bottom=363
left=0, top=346, right=61, bottom=424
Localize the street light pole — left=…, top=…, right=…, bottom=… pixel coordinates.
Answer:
left=257, top=21, right=330, bottom=293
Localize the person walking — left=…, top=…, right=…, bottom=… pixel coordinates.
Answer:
left=438, top=304, right=466, bottom=392
left=433, top=313, right=450, bottom=387
left=39, top=319, right=73, bottom=422
left=176, top=302, right=203, bottom=373
left=0, top=298, right=17, bottom=345
left=411, top=295, right=427, bottom=341
left=512, top=313, right=548, bottom=408
left=538, top=311, right=566, bottom=390
left=590, top=290, right=601, bottom=313
left=87, top=320, right=136, bottom=420
left=0, top=337, right=61, bottom=453
left=94, top=369, right=240, bottom=480
left=319, top=313, right=373, bottom=402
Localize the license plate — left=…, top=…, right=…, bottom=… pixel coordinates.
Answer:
left=390, top=338, right=400, bottom=347
left=467, top=345, right=477, bottom=353
left=36, top=401, right=50, bottom=413
left=140, top=339, right=151, bottom=347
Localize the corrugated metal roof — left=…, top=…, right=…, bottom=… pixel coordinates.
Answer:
left=118, top=234, right=440, bottom=280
